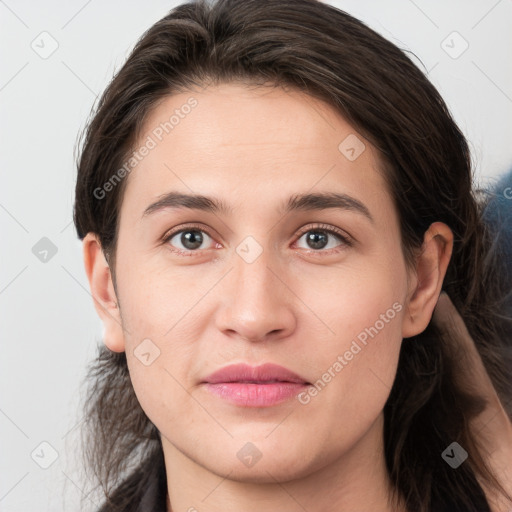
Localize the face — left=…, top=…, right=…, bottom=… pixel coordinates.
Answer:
left=111, top=82, right=414, bottom=482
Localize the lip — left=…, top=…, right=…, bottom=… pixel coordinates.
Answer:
left=203, top=363, right=309, bottom=385
left=202, top=363, right=310, bottom=408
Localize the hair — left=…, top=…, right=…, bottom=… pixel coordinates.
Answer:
left=73, top=1, right=512, bottom=511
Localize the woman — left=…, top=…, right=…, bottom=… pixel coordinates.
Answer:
left=73, top=1, right=512, bottom=510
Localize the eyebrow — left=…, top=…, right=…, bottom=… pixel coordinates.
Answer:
left=142, top=191, right=374, bottom=223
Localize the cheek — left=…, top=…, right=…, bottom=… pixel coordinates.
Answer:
left=299, top=257, right=407, bottom=408
left=295, top=249, right=407, bottom=347
left=320, top=296, right=403, bottom=392
left=115, top=254, right=201, bottom=343
left=125, top=341, right=196, bottom=431
left=296, top=293, right=404, bottom=454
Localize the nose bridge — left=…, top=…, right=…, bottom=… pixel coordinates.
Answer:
left=232, top=235, right=281, bottom=307
left=215, top=235, right=296, bottom=341
left=235, top=242, right=275, bottom=299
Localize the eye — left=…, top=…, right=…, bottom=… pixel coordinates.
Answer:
left=162, top=222, right=353, bottom=256
left=295, top=224, right=353, bottom=253
left=163, top=224, right=217, bottom=254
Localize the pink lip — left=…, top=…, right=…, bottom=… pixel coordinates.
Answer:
left=202, top=363, right=310, bottom=407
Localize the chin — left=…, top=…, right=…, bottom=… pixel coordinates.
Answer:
left=210, top=458, right=314, bottom=484
left=198, top=440, right=327, bottom=484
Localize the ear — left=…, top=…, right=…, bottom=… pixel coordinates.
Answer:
left=402, top=222, right=454, bottom=338
left=82, top=232, right=126, bottom=352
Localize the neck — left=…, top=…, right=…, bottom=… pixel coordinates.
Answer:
left=162, top=413, right=406, bottom=512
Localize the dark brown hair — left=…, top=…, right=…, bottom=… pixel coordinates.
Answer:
left=74, top=1, right=512, bottom=511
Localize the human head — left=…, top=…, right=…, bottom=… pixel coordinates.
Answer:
left=74, top=1, right=509, bottom=511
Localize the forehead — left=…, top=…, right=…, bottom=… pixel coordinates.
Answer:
left=120, top=82, right=391, bottom=220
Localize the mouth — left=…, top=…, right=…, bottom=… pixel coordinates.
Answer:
left=230, top=380, right=297, bottom=383
left=202, top=363, right=311, bottom=407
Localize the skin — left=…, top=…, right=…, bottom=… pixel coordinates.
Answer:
left=83, top=83, right=454, bottom=512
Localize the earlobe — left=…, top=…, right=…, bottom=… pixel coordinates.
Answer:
left=82, top=233, right=126, bottom=353
left=402, top=222, right=454, bottom=339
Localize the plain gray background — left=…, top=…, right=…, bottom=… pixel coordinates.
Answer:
left=1, top=1, right=511, bottom=510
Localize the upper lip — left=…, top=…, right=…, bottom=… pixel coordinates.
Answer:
left=203, top=363, right=309, bottom=384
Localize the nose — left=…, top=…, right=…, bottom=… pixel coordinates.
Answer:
left=214, top=244, right=297, bottom=343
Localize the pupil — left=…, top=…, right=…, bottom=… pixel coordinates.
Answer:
left=182, top=230, right=203, bottom=249
left=307, top=231, right=327, bottom=249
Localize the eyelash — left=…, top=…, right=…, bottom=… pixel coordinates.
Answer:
left=162, top=223, right=354, bottom=256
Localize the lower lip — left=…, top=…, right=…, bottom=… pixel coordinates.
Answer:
left=203, top=382, right=309, bottom=407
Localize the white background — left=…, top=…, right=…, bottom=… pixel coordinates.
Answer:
left=1, top=1, right=511, bottom=510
